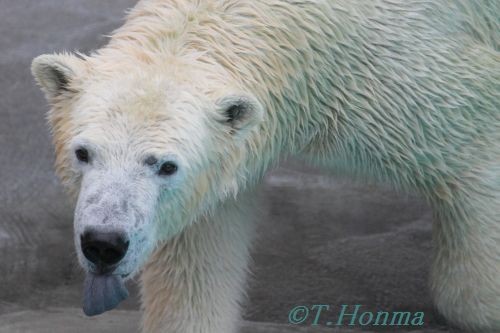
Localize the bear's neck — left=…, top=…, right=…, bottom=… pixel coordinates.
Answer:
left=104, top=0, right=471, bottom=190
left=105, top=0, right=362, bottom=157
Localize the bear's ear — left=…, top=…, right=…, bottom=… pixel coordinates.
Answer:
left=216, top=93, right=264, bottom=139
left=31, top=53, right=86, bottom=100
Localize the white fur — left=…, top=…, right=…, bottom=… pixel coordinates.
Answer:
left=31, top=0, right=500, bottom=332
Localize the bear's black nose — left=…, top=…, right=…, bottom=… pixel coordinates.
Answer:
left=80, top=229, right=129, bottom=269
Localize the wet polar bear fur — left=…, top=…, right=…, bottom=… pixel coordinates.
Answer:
left=32, top=0, right=499, bottom=332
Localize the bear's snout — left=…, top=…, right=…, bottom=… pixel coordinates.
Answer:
left=74, top=174, right=158, bottom=278
left=80, top=228, right=129, bottom=274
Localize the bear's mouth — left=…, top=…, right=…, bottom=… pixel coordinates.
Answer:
left=82, top=272, right=129, bottom=316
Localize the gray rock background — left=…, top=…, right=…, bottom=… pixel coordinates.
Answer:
left=0, top=1, right=459, bottom=332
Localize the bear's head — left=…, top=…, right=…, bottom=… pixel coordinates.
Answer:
left=31, top=52, right=264, bottom=285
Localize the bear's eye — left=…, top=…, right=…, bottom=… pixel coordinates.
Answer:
left=75, top=148, right=90, bottom=163
left=159, top=161, right=178, bottom=176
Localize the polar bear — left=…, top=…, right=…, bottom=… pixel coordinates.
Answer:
left=31, top=0, right=499, bottom=332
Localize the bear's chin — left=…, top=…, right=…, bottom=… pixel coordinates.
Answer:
left=82, top=272, right=129, bottom=316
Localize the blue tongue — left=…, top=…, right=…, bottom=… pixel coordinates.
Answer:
left=83, top=273, right=129, bottom=316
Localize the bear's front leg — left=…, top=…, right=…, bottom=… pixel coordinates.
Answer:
left=139, top=196, right=256, bottom=333
left=431, top=190, right=500, bottom=332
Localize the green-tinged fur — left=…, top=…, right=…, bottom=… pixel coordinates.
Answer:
left=32, top=1, right=499, bottom=332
